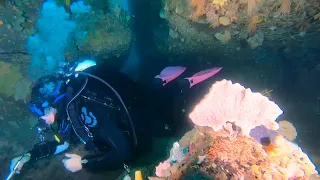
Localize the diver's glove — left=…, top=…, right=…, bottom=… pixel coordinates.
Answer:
left=9, top=153, right=31, bottom=174
left=62, top=153, right=85, bottom=172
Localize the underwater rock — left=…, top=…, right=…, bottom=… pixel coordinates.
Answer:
left=0, top=61, right=23, bottom=98
left=11, top=16, right=25, bottom=32
left=14, top=78, right=32, bottom=102
left=247, top=31, right=264, bottom=49
left=0, top=5, right=30, bottom=52
left=158, top=0, right=320, bottom=56
left=75, top=14, right=131, bottom=57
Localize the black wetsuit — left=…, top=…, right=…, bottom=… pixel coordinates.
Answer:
left=27, top=64, right=190, bottom=172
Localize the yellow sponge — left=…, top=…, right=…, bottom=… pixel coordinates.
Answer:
left=135, top=171, right=143, bottom=180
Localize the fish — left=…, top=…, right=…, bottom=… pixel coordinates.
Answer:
left=185, top=67, right=222, bottom=88
left=155, top=66, right=187, bottom=86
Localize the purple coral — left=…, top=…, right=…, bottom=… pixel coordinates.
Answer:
left=249, top=125, right=279, bottom=145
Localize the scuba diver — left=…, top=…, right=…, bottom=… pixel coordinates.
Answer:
left=8, top=60, right=222, bottom=175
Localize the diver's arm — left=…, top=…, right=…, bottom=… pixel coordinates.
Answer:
left=81, top=120, right=132, bottom=172
left=28, top=140, right=69, bottom=161
left=10, top=140, right=69, bottom=173
left=81, top=146, right=125, bottom=171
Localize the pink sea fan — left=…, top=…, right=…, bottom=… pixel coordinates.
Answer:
left=189, top=79, right=282, bottom=136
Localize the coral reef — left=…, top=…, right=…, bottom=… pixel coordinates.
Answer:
left=150, top=79, right=319, bottom=180
left=76, top=13, right=131, bottom=57
left=158, top=0, right=320, bottom=52
left=152, top=128, right=211, bottom=179
left=201, top=130, right=317, bottom=179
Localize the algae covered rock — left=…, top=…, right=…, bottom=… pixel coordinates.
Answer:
left=155, top=0, right=320, bottom=58
left=73, top=12, right=132, bottom=58
left=247, top=31, right=264, bottom=49
left=14, top=78, right=32, bottom=102
left=0, top=61, right=23, bottom=98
